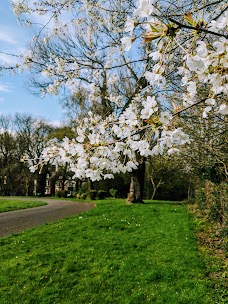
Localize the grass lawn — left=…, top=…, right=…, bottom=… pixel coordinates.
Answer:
left=0, top=199, right=223, bottom=303
left=0, top=198, right=47, bottom=212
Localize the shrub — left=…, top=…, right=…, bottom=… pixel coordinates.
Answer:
left=80, top=193, right=87, bottom=199
left=56, top=190, right=68, bottom=198
left=56, top=191, right=62, bottom=198
left=89, top=190, right=97, bottom=200
left=62, top=190, right=68, bottom=198
left=109, top=188, right=118, bottom=198
left=79, top=182, right=89, bottom=194
left=75, top=193, right=81, bottom=199
left=97, top=190, right=107, bottom=199
left=195, top=181, right=228, bottom=227
left=195, top=188, right=206, bottom=212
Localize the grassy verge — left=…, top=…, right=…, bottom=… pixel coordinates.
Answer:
left=189, top=204, right=228, bottom=303
left=0, top=199, right=222, bottom=303
left=0, top=199, right=47, bottom=212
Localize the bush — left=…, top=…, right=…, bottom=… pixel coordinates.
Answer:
left=79, top=181, right=89, bottom=194
left=80, top=193, right=87, bottom=199
left=109, top=188, right=118, bottom=198
left=56, top=190, right=68, bottom=198
left=56, top=191, right=62, bottom=198
left=195, top=181, right=228, bottom=226
left=62, top=190, right=68, bottom=198
left=195, top=188, right=207, bottom=212
left=97, top=190, right=107, bottom=199
left=74, top=193, right=80, bottom=199
left=89, top=190, right=97, bottom=200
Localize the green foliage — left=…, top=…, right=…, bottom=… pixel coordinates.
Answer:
left=79, top=181, right=89, bottom=194
left=207, top=182, right=227, bottom=225
left=197, top=181, right=228, bottom=226
left=94, top=173, right=130, bottom=198
left=194, top=181, right=228, bottom=254
left=97, top=190, right=107, bottom=200
left=56, top=190, right=68, bottom=198
left=47, top=126, right=75, bottom=141
left=80, top=193, right=87, bottom=200
left=195, top=188, right=207, bottom=212
left=198, top=163, right=227, bottom=184
left=144, top=155, right=190, bottom=201
left=0, top=114, right=54, bottom=196
left=89, top=190, right=97, bottom=200
left=109, top=188, right=118, bottom=198
left=0, top=200, right=222, bottom=303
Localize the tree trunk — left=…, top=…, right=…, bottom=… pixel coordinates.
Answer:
left=150, top=176, right=163, bottom=200
left=127, top=161, right=145, bottom=204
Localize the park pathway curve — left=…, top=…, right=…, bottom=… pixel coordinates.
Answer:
left=0, top=198, right=94, bottom=238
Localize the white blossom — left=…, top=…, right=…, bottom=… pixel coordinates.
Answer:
left=134, top=0, right=156, bottom=18
left=121, top=37, right=132, bottom=51
left=125, top=17, right=135, bottom=33
left=160, top=111, right=172, bottom=125
left=217, top=104, right=228, bottom=115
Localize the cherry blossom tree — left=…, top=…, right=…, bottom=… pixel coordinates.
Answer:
left=5, top=0, right=228, bottom=202
left=10, top=0, right=154, bottom=202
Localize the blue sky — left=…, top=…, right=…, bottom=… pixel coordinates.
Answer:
left=0, top=0, right=65, bottom=124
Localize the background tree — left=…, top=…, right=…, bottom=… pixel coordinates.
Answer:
left=14, top=113, right=55, bottom=195
left=144, top=154, right=191, bottom=201
left=0, top=114, right=55, bottom=196
left=0, top=115, right=16, bottom=195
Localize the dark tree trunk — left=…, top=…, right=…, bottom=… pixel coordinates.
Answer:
left=127, top=161, right=145, bottom=204
left=50, top=179, right=56, bottom=196
left=36, top=172, right=47, bottom=196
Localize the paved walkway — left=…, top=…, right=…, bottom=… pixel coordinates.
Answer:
left=0, top=198, right=94, bottom=238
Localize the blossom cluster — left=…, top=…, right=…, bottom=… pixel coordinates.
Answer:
left=31, top=108, right=190, bottom=181
left=123, top=1, right=228, bottom=117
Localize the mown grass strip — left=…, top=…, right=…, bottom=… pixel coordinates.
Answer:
left=0, top=199, right=219, bottom=303
left=0, top=199, right=47, bottom=212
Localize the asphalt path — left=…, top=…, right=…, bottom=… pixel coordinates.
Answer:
left=0, top=198, right=94, bottom=238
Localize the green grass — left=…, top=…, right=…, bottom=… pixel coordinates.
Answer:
left=0, top=198, right=47, bottom=212
left=0, top=199, right=221, bottom=303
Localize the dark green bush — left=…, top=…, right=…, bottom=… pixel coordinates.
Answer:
left=195, top=181, right=227, bottom=225
left=62, top=190, right=68, bottom=198
left=89, top=190, right=97, bottom=200
left=56, top=190, right=68, bottom=198
left=97, top=190, right=107, bottom=199
left=80, top=193, right=87, bottom=199
left=109, top=188, right=118, bottom=198
left=79, top=181, right=89, bottom=194
left=56, top=191, right=62, bottom=198
left=195, top=188, right=207, bottom=212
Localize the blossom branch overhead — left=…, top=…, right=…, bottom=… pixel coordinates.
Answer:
left=5, top=0, right=228, bottom=180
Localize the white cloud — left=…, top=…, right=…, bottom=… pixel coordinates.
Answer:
left=49, top=120, right=66, bottom=127
left=0, top=52, right=20, bottom=65
left=0, top=83, right=12, bottom=93
left=0, top=32, right=17, bottom=45
left=0, top=24, right=25, bottom=65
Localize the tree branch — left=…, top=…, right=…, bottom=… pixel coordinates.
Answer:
left=172, top=97, right=208, bottom=117
left=168, top=17, right=228, bottom=38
